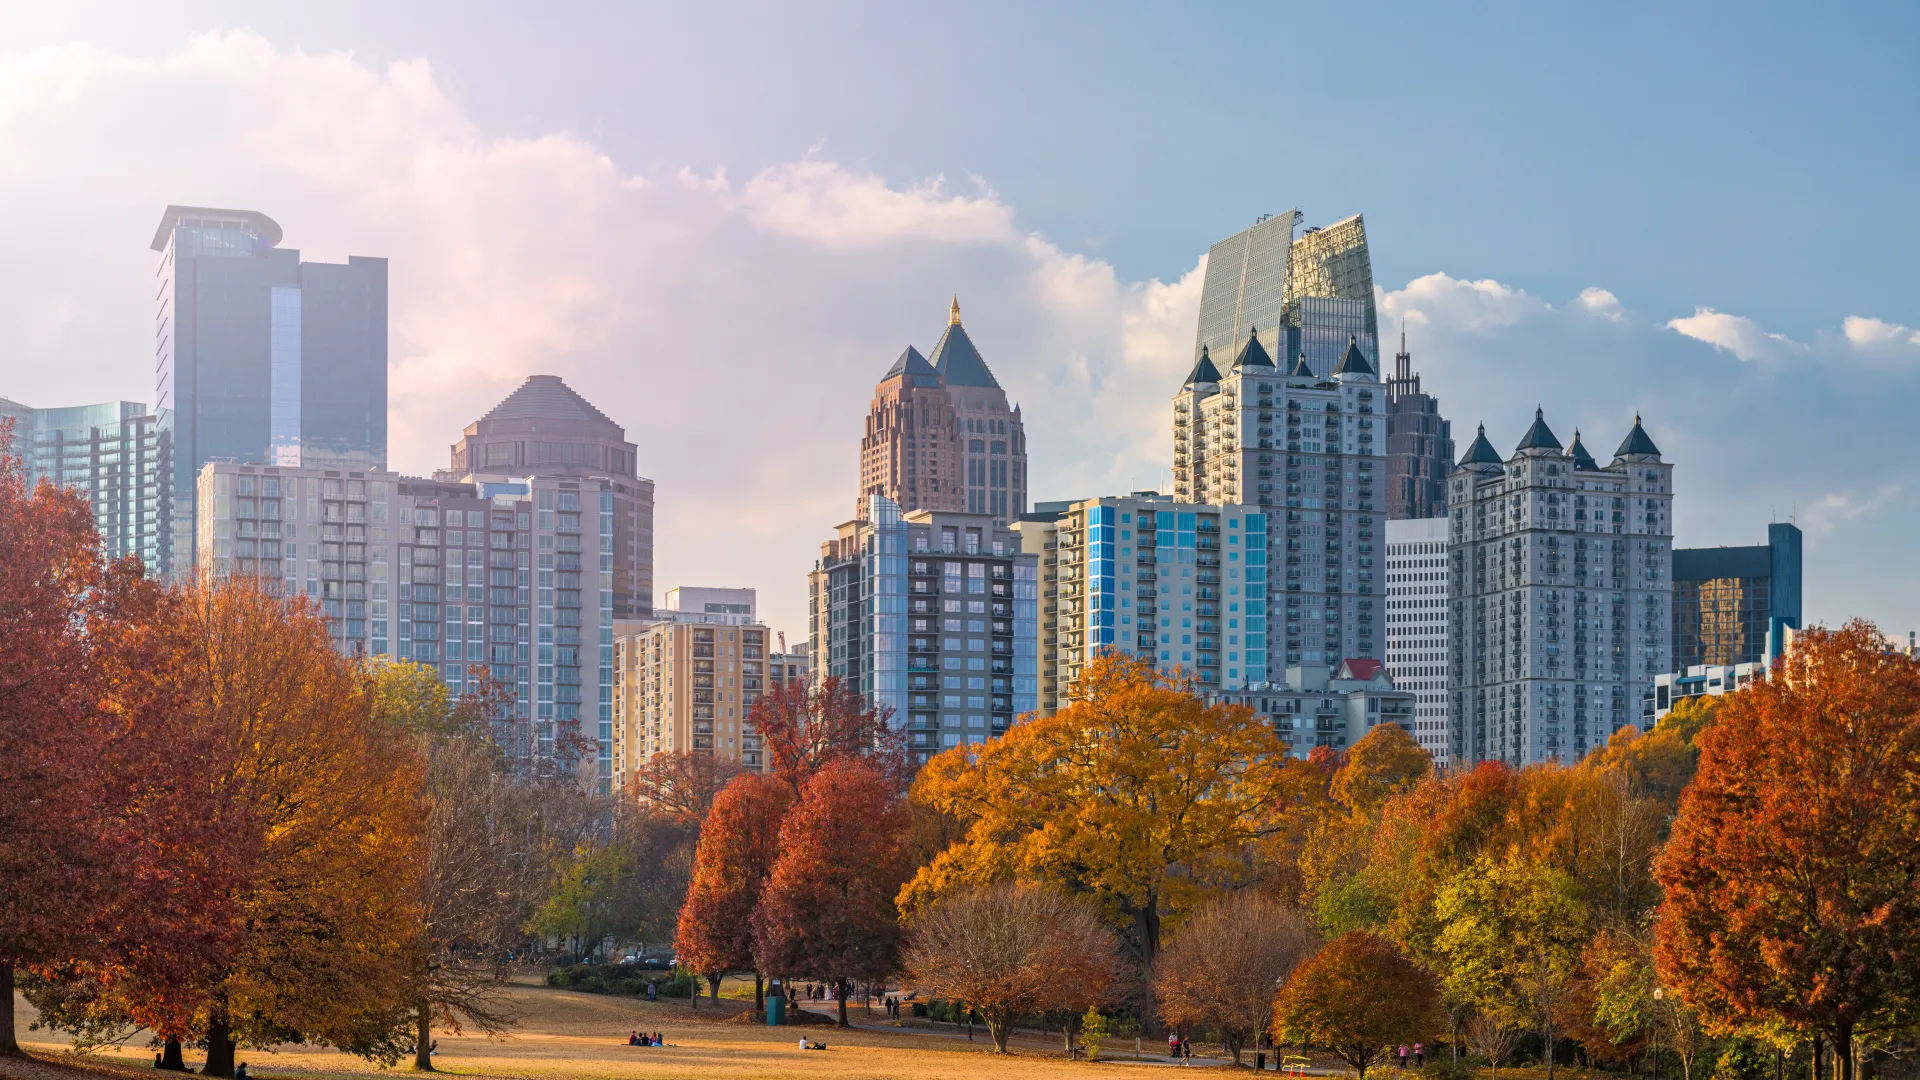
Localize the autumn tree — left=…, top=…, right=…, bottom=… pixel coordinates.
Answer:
left=1655, top=621, right=1920, bottom=1080
left=901, top=654, right=1314, bottom=976
left=754, top=759, right=909, bottom=1027
left=1272, top=931, right=1443, bottom=1080
left=750, top=678, right=906, bottom=796
left=1434, top=851, right=1590, bottom=1080
left=1154, top=890, right=1319, bottom=1065
left=0, top=439, right=112, bottom=1056
left=628, top=750, right=743, bottom=825
left=902, top=882, right=1120, bottom=1053
left=1466, top=1014, right=1518, bottom=1080
left=677, top=773, right=791, bottom=1008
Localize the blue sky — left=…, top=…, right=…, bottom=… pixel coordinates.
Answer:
left=0, top=2, right=1914, bottom=640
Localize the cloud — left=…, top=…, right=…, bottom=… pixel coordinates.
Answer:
left=734, top=161, right=1017, bottom=247
left=1378, top=272, right=1546, bottom=333
left=1841, top=315, right=1920, bottom=351
left=1575, top=287, right=1624, bottom=320
left=1665, top=307, right=1806, bottom=362
left=1802, top=484, right=1903, bottom=537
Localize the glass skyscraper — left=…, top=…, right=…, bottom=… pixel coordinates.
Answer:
left=1195, top=211, right=1380, bottom=377
left=0, top=397, right=168, bottom=575
left=153, top=205, right=388, bottom=575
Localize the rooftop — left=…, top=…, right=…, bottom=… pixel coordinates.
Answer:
left=151, top=205, right=283, bottom=252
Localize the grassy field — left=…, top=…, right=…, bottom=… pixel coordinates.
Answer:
left=10, top=977, right=1217, bottom=1078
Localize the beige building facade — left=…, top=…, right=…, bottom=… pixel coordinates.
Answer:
left=612, top=621, right=807, bottom=788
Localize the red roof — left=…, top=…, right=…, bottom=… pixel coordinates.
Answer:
left=1336, top=658, right=1384, bottom=681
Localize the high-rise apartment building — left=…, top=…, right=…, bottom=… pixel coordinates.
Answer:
left=858, top=300, right=1027, bottom=525
left=1384, top=334, right=1454, bottom=520
left=1448, top=414, right=1674, bottom=765
left=154, top=206, right=388, bottom=574
left=1386, top=516, right=1451, bottom=760
left=611, top=621, right=810, bottom=787
left=1672, top=523, right=1802, bottom=669
left=0, top=398, right=169, bottom=576
left=445, top=375, right=654, bottom=620
left=1194, top=212, right=1380, bottom=377
left=1173, top=332, right=1386, bottom=668
left=657, top=586, right=758, bottom=626
left=1209, top=661, right=1415, bottom=758
left=809, top=496, right=1038, bottom=767
left=1023, top=493, right=1270, bottom=697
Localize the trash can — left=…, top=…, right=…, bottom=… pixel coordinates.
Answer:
left=766, top=983, right=786, bottom=1026
left=1257, top=1052, right=1267, bottom=1072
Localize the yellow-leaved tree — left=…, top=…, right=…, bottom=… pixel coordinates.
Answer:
left=899, top=654, right=1315, bottom=972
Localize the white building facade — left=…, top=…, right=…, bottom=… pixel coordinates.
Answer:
left=1448, top=413, right=1673, bottom=765
left=1386, top=516, right=1451, bottom=761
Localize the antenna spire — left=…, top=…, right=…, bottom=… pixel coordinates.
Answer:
left=949, top=295, right=962, bottom=326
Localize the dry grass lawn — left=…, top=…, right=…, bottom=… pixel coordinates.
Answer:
left=9, top=977, right=1214, bottom=1079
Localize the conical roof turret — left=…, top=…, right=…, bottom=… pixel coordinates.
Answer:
left=1459, top=424, right=1502, bottom=466
left=1515, top=407, right=1563, bottom=452
left=1232, top=326, right=1275, bottom=369
left=1568, top=429, right=1599, bottom=470
left=1184, top=345, right=1222, bottom=387
left=1613, top=413, right=1662, bottom=459
left=1334, top=335, right=1375, bottom=377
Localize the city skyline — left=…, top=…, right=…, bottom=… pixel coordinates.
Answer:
left=0, top=15, right=1914, bottom=644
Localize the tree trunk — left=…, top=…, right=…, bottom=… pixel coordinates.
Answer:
left=707, top=972, right=721, bottom=1004
left=203, top=1013, right=237, bottom=1079
left=754, top=973, right=764, bottom=1013
left=0, top=961, right=17, bottom=1057
left=413, top=1003, right=435, bottom=1071
left=991, top=1017, right=1011, bottom=1054
left=1813, top=1035, right=1823, bottom=1080
left=835, top=979, right=848, bottom=1028
left=1835, top=1025, right=1853, bottom=1080
left=1544, top=1011, right=1556, bottom=1080
left=161, top=1037, right=187, bottom=1071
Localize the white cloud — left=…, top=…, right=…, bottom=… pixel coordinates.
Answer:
left=1665, top=307, right=1806, bottom=363
left=1378, top=272, right=1546, bottom=333
left=1841, top=315, right=1920, bottom=351
left=1575, top=286, right=1623, bottom=320
left=734, top=161, right=1017, bottom=248
left=1802, top=484, right=1903, bottom=537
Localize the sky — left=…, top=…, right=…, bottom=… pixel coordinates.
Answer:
left=0, top=1, right=1915, bottom=643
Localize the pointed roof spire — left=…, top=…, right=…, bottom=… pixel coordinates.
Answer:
left=1613, top=412, right=1662, bottom=458
left=1233, top=325, right=1275, bottom=369
left=1460, top=424, right=1502, bottom=466
left=1334, top=334, right=1375, bottom=377
left=1568, top=428, right=1599, bottom=470
left=1515, top=406, right=1563, bottom=452
left=1289, top=354, right=1315, bottom=377
left=1184, top=345, right=1222, bottom=387
left=928, top=299, right=1000, bottom=388
left=882, top=345, right=938, bottom=385
left=949, top=295, right=962, bottom=326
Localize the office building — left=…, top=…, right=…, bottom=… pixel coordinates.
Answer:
left=1194, top=211, right=1380, bottom=377
left=1011, top=503, right=1069, bottom=714
left=1672, top=523, right=1802, bottom=669
left=1021, top=492, right=1270, bottom=700
left=611, top=621, right=810, bottom=786
left=858, top=299, right=1027, bottom=525
left=1448, top=413, right=1674, bottom=764
left=657, top=586, right=757, bottom=626
left=1173, top=331, right=1385, bottom=668
left=1386, top=516, right=1451, bottom=760
left=154, top=206, right=388, bottom=574
left=1649, top=661, right=1767, bottom=723
left=0, top=397, right=169, bottom=576
left=1384, top=334, right=1454, bottom=520
left=1210, top=659, right=1415, bottom=759
left=444, top=374, right=654, bottom=620
left=809, top=496, right=1039, bottom=767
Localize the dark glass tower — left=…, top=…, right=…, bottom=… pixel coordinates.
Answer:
left=153, top=206, right=387, bottom=574
left=1384, top=332, right=1454, bottom=519
left=1672, top=522, right=1803, bottom=668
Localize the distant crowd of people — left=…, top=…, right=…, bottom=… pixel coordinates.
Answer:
left=626, top=1031, right=665, bottom=1047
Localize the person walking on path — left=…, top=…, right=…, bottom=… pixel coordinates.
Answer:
left=1400, top=1044, right=1410, bottom=1070
left=1415, top=1042, right=1425, bottom=1067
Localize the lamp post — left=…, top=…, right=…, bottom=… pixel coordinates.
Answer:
left=1652, top=988, right=1664, bottom=1080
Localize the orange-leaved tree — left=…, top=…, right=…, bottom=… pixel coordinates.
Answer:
left=753, top=758, right=909, bottom=1027
left=1655, top=621, right=1920, bottom=1080
left=677, top=772, right=792, bottom=1009
left=1272, top=930, right=1442, bottom=1080
left=901, top=653, right=1314, bottom=971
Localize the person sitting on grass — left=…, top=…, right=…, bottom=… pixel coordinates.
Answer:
left=798, top=1037, right=827, bottom=1051
left=627, top=1031, right=639, bottom=1046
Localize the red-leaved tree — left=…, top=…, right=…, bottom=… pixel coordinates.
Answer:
left=629, top=750, right=743, bottom=826
left=676, top=773, right=792, bottom=1008
left=750, top=678, right=906, bottom=797
left=753, top=758, right=909, bottom=1026
left=1655, top=621, right=1920, bottom=1080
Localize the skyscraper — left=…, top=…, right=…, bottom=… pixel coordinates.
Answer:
left=1194, top=212, right=1380, bottom=377
left=858, top=299, right=1026, bottom=525
left=1672, top=522, right=1802, bottom=668
left=445, top=374, right=655, bottom=621
left=1384, top=333, right=1455, bottom=520
left=154, top=206, right=388, bottom=574
left=1448, top=413, right=1674, bottom=765
left=1386, top=516, right=1451, bottom=760
left=0, top=398, right=168, bottom=575
left=1173, top=331, right=1386, bottom=672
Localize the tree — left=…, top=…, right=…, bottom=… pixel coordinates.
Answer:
left=1434, top=852, right=1590, bottom=1080
left=902, top=654, right=1313, bottom=976
left=1655, top=622, right=1920, bottom=1080
left=1154, top=891, right=1320, bottom=1065
left=628, top=750, right=743, bottom=825
left=902, top=881, right=1120, bottom=1053
left=678, top=773, right=791, bottom=1008
left=0, top=437, right=112, bottom=1056
left=1272, top=931, right=1443, bottom=1080
left=750, top=677, right=905, bottom=797
left=754, top=759, right=909, bottom=1027
left=1331, top=723, right=1433, bottom=813
left=1466, top=1014, right=1518, bottom=1080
